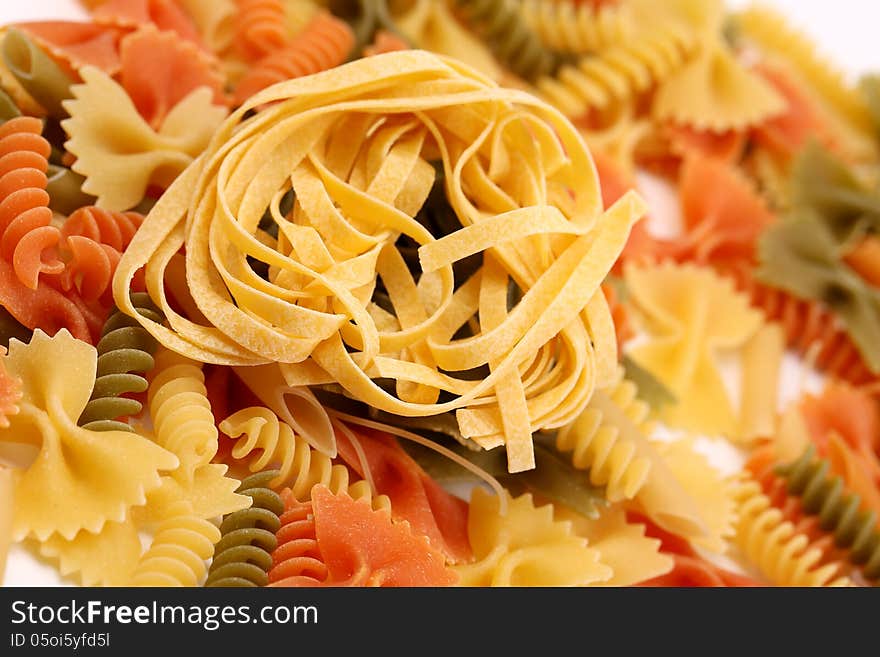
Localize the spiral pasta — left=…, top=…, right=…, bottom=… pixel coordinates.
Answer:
left=220, top=406, right=389, bottom=510
left=450, top=0, right=563, bottom=82
left=733, top=477, right=852, bottom=587
left=60, top=206, right=144, bottom=254
left=233, top=11, right=354, bottom=104
left=0, top=116, right=62, bottom=290
left=234, top=0, right=289, bottom=61
left=555, top=367, right=652, bottom=502
left=778, top=446, right=880, bottom=581
left=205, top=471, right=283, bottom=587
left=267, top=491, right=326, bottom=586
left=520, top=0, right=634, bottom=54
left=77, top=293, right=164, bottom=432
left=131, top=505, right=221, bottom=586
left=536, top=22, right=697, bottom=118
left=148, top=349, right=218, bottom=484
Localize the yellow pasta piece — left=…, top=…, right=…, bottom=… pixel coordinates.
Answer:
left=178, top=0, right=236, bottom=53
left=37, top=520, right=143, bottom=587
left=557, top=505, right=674, bottom=587
left=738, top=322, right=785, bottom=443
left=0, top=330, right=178, bottom=541
left=0, top=466, right=13, bottom=584
left=655, top=438, right=735, bottom=554
left=521, top=0, right=636, bottom=54
left=625, top=262, right=763, bottom=435
left=62, top=66, right=228, bottom=211
left=113, top=51, right=645, bottom=472
left=453, top=488, right=611, bottom=587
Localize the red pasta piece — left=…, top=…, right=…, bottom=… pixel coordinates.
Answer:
left=233, top=12, right=354, bottom=105
left=0, top=259, right=91, bottom=342
left=59, top=236, right=119, bottom=303
left=59, top=206, right=144, bottom=253
left=845, top=236, right=880, bottom=289
left=0, top=117, right=62, bottom=290
left=363, top=31, right=409, bottom=57
left=93, top=0, right=204, bottom=48
left=119, top=27, right=226, bottom=129
left=311, top=485, right=457, bottom=587
left=0, top=351, right=22, bottom=429
left=335, top=424, right=472, bottom=564
left=678, top=154, right=775, bottom=264
left=14, top=21, right=124, bottom=75
left=665, top=123, right=747, bottom=163
left=752, top=62, right=841, bottom=163
left=234, top=0, right=289, bottom=62
left=801, top=384, right=880, bottom=482
left=268, top=490, right=326, bottom=587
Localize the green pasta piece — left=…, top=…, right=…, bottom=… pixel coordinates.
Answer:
left=46, top=164, right=96, bottom=216
left=622, top=355, right=676, bottom=411
left=790, top=141, right=880, bottom=247
left=0, top=86, right=21, bottom=122
left=205, top=471, right=283, bottom=588
left=77, top=293, right=165, bottom=432
left=403, top=436, right=605, bottom=518
left=450, top=0, right=566, bottom=81
left=0, top=305, right=31, bottom=350
left=2, top=29, right=75, bottom=118
left=777, top=445, right=880, bottom=582
left=757, top=212, right=880, bottom=373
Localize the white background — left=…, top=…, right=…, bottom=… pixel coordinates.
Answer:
left=1, top=0, right=877, bottom=586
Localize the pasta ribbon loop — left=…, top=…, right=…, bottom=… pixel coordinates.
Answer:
left=205, top=471, right=283, bottom=587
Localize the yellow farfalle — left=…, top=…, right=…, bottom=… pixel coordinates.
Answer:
left=0, top=466, right=13, bottom=583
left=454, top=488, right=611, bottom=587
left=653, top=39, right=786, bottom=132
left=37, top=520, right=143, bottom=587
left=62, top=66, right=228, bottom=211
left=625, top=262, right=763, bottom=435
left=558, top=505, right=674, bottom=587
left=0, top=330, right=178, bottom=541
left=113, top=50, right=644, bottom=472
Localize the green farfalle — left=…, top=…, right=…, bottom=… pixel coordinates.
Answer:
left=757, top=211, right=880, bottom=373
left=790, top=141, right=880, bottom=248
left=404, top=436, right=606, bottom=519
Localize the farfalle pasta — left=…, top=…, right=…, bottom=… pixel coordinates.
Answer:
left=1, top=0, right=880, bottom=590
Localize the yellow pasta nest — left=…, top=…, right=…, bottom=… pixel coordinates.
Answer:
left=555, top=367, right=653, bottom=502
left=113, top=50, right=646, bottom=472
left=733, top=478, right=852, bottom=587
left=220, top=406, right=390, bottom=511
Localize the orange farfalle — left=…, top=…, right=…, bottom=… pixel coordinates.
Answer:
left=845, top=236, right=880, bottom=288
left=678, top=154, right=775, bottom=265
left=752, top=62, right=840, bottom=162
left=234, top=0, right=289, bottom=62
left=233, top=12, right=354, bottom=105
left=666, top=123, right=747, bottom=164
left=269, top=486, right=458, bottom=587
left=335, top=425, right=472, bottom=564
left=93, top=0, right=204, bottom=48
left=119, top=27, right=226, bottom=129
left=0, top=117, right=62, bottom=290
left=13, top=21, right=124, bottom=76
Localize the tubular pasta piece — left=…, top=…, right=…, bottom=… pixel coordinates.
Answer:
left=62, top=65, right=228, bottom=211
left=111, top=51, right=643, bottom=472
left=625, top=262, right=763, bottom=434
left=119, top=26, right=227, bottom=130
left=2, top=29, right=75, bottom=119
left=738, top=322, right=785, bottom=443
left=0, top=329, right=178, bottom=541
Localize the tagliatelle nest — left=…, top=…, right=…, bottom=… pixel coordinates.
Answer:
left=113, top=50, right=646, bottom=472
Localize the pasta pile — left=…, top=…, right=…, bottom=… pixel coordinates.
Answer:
left=0, top=0, right=879, bottom=588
